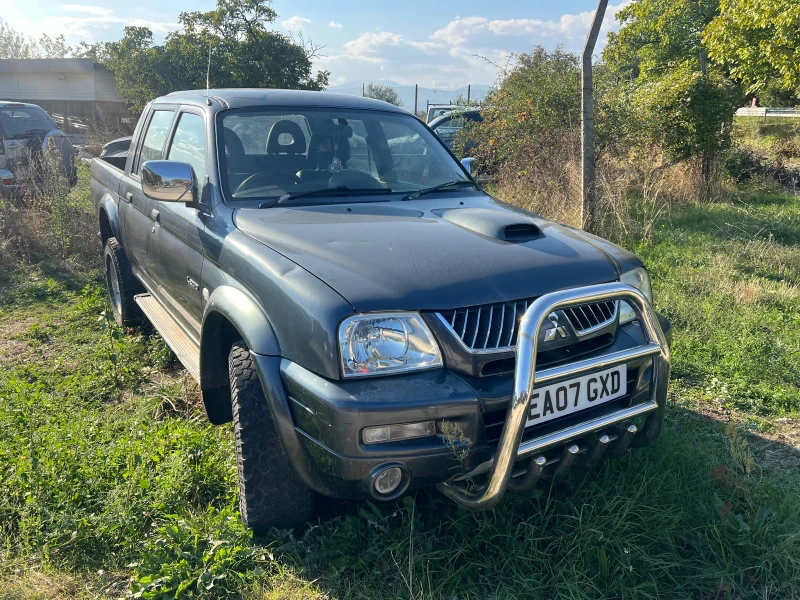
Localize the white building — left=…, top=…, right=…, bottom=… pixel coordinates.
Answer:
left=0, top=58, right=133, bottom=141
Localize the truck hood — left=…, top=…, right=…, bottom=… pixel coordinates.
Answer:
left=233, top=196, right=620, bottom=312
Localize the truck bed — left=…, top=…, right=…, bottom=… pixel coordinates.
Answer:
left=90, top=156, right=125, bottom=213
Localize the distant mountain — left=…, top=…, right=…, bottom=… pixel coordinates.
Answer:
left=325, top=80, right=492, bottom=113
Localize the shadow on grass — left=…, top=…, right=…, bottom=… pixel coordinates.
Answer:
left=243, top=402, right=800, bottom=600
left=662, top=196, right=800, bottom=248
left=0, top=262, right=100, bottom=308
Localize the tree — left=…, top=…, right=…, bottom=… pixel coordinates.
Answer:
left=602, top=0, right=743, bottom=173
left=604, top=0, right=719, bottom=80
left=0, top=18, right=38, bottom=59
left=38, top=34, right=73, bottom=58
left=465, top=46, right=580, bottom=176
left=703, top=0, right=800, bottom=95
left=99, top=0, right=329, bottom=113
left=630, top=65, right=743, bottom=162
left=364, top=84, right=403, bottom=106
left=0, top=20, right=75, bottom=59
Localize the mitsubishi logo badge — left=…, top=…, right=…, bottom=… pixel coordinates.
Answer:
left=543, top=312, right=568, bottom=342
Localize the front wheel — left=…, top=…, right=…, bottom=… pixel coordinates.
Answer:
left=229, top=341, right=314, bottom=533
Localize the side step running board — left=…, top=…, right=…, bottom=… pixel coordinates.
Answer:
left=135, top=293, right=201, bottom=382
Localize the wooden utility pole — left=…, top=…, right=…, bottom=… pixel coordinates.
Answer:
left=581, top=0, right=608, bottom=231
left=414, top=84, right=418, bottom=115
left=467, top=84, right=471, bottom=105
left=362, top=82, right=365, bottom=97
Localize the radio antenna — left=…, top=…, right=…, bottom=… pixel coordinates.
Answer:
left=205, top=39, right=212, bottom=106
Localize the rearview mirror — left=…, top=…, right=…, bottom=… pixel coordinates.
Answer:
left=461, top=157, right=477, bottom=175
left=141, top=160, right=197, bottom=203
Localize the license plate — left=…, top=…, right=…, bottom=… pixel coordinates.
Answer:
left=526, top=364, right=627, bottom=427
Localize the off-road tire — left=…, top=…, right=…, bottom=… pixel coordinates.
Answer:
left=104, top=237, right=144, bottom=328
left=229, top=341, right=314, bottom=533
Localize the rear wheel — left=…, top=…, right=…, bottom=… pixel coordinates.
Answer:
left=104, top=237, right=143, bottom=327
left=229, top=341, right=314, bottom=533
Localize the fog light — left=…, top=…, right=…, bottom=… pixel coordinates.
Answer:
left=374, top=467, right=403, bottom=495
left=363, top=421, right=436, bottom=445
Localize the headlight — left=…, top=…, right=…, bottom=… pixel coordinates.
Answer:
left=619, top=267, right=653, bottom=324
left=339, top=312, right=443, bottom=378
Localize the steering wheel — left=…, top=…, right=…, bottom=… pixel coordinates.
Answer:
left=236, top=172, right=297, bottom=195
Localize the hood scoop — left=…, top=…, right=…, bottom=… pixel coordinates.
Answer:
left=433, top=207, right=543, bottom=243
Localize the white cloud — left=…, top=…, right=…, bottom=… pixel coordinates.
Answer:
left=430, top=16, right=489, bottom=46
left=3, top=4, right=179, bottom=44
left=328, top=21, right=343, bottom=28
left=317, top=2, right=631, bottom=88
left=431, top=3, right=628, bottom=49
left=281, top=16, right=311, bottom=32
left=62, top=5, right=113, bottom=17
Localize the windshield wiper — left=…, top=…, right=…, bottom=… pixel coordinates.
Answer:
left=258, top=185, right=393, bottom=208
left=402, top=180, right=477, bottom=201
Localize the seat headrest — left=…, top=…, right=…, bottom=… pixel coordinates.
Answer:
left=223, top=127, right=246, bottom=161
left=266, top=120, right=307, bottom=154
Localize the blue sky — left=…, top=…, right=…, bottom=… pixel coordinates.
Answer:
left=4, top=0, right=630, bottom=88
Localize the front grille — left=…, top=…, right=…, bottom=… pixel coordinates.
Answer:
left=436, top=298, right=618, bottom=352
left=563, top=301, right=617, bottom=335
left=437, top=300, right=530, bottom=351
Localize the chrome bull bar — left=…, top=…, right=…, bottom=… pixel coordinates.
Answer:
left=436, top=282, right=671, bottom=510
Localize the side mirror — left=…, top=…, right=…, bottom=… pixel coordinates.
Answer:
left=141, top=160, right=197, bottom=203
left=461, top=157, right=477, bottom=175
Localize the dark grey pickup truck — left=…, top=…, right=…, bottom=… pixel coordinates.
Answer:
left=91, top=89, right=671, bottom=532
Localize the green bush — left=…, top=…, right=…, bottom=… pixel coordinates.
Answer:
left=629, top=66, right=744, bottom=163
left=131, top=508, right=270, bottom=599
left=462, top=46, right=579, bottom=178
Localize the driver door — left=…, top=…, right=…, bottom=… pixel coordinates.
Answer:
left=150, top=109, right=208, bottom=333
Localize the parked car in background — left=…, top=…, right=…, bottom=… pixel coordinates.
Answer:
left=429, top=108, right=483, bottom=154
left=426, top=104, right=461, bottom=122
left=0, top=101, right=77, bottom=198
left=91, top=88, right=671, bottom=534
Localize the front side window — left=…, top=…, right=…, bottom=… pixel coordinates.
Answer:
left=217, top=107, right=469, bottom=204
left=134, top=110, right=175, bottom=175
left=167, top=112, right=207, bottom=202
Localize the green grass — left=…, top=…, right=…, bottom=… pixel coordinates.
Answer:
left=1, top=188, right=799, bottom=599
left=733, top=117, right=800, bottom=164
left=636, top=186, right=800, bottom=417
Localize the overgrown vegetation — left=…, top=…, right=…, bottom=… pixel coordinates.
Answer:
left=0, top=165, right=96, bottom=280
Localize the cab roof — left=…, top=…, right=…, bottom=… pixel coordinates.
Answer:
left=162, top=88, right=409, bottom=113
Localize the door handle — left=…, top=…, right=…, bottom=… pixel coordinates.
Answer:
left=124, top=192, right=133, bottom=203
left=150, top=209, right=160, bottom=222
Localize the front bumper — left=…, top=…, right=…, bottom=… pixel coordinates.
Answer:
left=252, top=284, right=671, bottom=505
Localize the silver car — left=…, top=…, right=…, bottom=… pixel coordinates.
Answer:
left=0, top=101, right=77, bottom=199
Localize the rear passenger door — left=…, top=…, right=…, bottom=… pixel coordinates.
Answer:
left=150, top=109, right=208, bottom=333
left=119, top=107, right=176, bottom=287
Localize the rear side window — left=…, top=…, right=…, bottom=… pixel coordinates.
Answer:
left=134, top=110, right=175, bottom=175
left=167, top=112, right=207, bottom=202
left=0, top=106, right=57, bottom=139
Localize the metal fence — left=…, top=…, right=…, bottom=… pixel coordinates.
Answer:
left=735, top=107, right=800, bottom=119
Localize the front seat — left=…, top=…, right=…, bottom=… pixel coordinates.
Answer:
left=265, top=120, right=307, bottom=176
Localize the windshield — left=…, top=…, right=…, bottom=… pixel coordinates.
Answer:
left=217, top=107, right=469, bottom=204
left=0, top=106, right=57, bottom=139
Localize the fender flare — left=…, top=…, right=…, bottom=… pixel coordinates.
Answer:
left=200, top=284, right=280, bottom=393
left=97, top=192, right=121, bottom=243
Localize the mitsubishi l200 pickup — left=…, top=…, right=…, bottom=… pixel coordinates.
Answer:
left=90, top=89, right=671, bottom=533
